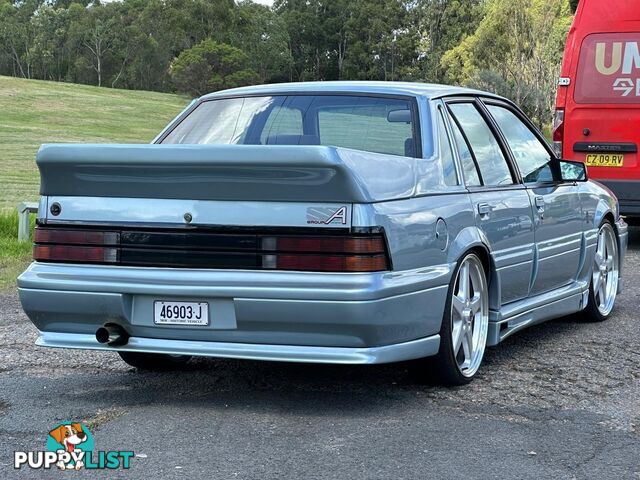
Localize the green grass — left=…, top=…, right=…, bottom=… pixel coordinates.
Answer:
left=0, top=75, right=190, bottom=211
left=0, top=76, right=190, bottom=287
left=0, top=211, right=33, bottom=289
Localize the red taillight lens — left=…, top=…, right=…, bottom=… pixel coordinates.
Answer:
left=262, top=236, right=386, bottom=254
left=33, top=227, right=119, bottom=263
left=260, top=234, right=390, bottom=272
left=552, top=109, right=564, bottom=158
left=34, top=228, right=119, bottom=245
left=273, top=254, right=388, bottom=272
left=33, top=245, right=118, bottom=263
left=32, top=227, right=391, bottom=272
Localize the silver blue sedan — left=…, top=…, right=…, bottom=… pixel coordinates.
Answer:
left=18, top=82, right=628, bottom=385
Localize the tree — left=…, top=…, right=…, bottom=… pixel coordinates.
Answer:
left=412, top=0, right=483, bottom=82
left=341, top=0, right=418, bottom=81
left=233, top=1, right=293, bottom=83
left=83, top=19, right=111, bottom=87
left=441, top=0, right=572, bottom=126
left=170, top=39, right=258, bottom=96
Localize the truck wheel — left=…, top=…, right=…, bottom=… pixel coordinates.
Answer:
left=427, top=252, right=490, bottom=386
left=583, top=220, right=619, bottom=322
left=118, top=351, right=192, bottom=370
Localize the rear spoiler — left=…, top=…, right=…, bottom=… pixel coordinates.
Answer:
left=37, top=144, right=416, bottom=203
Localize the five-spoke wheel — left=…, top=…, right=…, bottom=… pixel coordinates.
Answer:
left=584, top=221, right=619, bottom=322
left=430, top=252, right=489, bottom=385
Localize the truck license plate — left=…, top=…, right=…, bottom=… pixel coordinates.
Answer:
left=154, top=301, right=209, bottom=326
left=585, top=153, right=624, bottom=167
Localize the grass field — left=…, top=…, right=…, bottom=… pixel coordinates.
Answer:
left=0, top=75, right=189, bottom=288
left=0, top=211, right=34, bottom=289
left=0, top=75, right=189, bottom=211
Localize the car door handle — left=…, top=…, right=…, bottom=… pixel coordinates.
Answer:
left=477, top=203, right=491, bottom=216
left=535, top=196, right=545, bottom=210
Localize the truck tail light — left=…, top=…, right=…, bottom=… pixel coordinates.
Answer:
left=552, top=109, right=565, bottom=158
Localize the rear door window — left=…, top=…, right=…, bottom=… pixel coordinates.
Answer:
left=487, top=105, right=554, bottom=184
left=575, top=33, right=640, bottom=104
left=448, top=103, right=514, bottom=186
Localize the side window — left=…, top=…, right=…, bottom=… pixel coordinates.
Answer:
left=436, top=110, right=459, bottom=186
left=449, top=103, right=514, bottom=186
left=260, top=106, right=303, bottom=144
left=487, top=105, right=554, bottom=184
left=448, top=112, right=481, bottom=187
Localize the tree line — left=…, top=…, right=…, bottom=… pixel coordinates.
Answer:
left=0, top=0, right=576, bottom=126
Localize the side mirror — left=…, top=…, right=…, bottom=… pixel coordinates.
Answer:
left=559, top=159, right=588, bottom=182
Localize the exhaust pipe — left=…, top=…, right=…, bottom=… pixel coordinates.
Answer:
left=95, top=323, right=129, bottom=346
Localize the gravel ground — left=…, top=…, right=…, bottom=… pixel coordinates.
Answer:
left=1, top=231, right=639, bottom=479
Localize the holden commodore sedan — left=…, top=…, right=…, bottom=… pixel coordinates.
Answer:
left=18, top=82, right=628, bottom=385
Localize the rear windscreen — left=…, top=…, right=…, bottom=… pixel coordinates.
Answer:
left=161, top=94, right=426, bottom=158
left=575, top=33, right=640, bottom=104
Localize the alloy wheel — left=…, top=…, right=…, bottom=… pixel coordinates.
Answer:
left=450, top=255, right=489, bottom=378
left=592, top=223, right=619, bottom=317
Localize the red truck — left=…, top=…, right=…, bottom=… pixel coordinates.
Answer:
left=554, top=0, right=640, bottom=216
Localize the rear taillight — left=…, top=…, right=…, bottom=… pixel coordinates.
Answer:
left=33, top=228, right=120, bottom=263
left=552, top=109, right=564, bottom=158
left=32, top=227, right=391, bottom=272
left=34, top=228, right=119, bottom=245
left=33, top=245, right=118, bottom=263
left=261, top=235, right=390, bottom=272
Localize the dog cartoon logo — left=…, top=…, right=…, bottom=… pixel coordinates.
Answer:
left=46, top=422, right=93, bottom=470
left=15, top=421, right=133, bottom=470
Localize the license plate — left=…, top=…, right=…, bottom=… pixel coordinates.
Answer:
left=154, top=301, right=209, bottom=326
left=585, top=153, right=624, bottom=167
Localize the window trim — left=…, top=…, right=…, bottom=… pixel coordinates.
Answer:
left=440, top=102, right=483, bottom=187
left=435, top=103, right=462, bottom=187
left=479, top=98, right=562, bottom=186
left=445, top=97, right=520, bottom=189
left=155, top=92, right=424, bottom=159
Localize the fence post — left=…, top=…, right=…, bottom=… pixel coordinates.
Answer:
left=17, top=202, right=38, bottom=242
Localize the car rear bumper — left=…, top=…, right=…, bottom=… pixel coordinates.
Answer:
left=17, top=262, right=451, bottom=364
left=598, top=179, right=640, bottom=216
left=34, top=331, right=440, bottom=365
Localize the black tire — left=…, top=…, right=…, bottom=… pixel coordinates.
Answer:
left=118, top=351, right=192, bottom=370
left=582, top=220, right=619, bottom=323
left=413, top=252, right=489, bottom=386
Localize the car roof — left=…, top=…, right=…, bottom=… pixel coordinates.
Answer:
left=198, top=81, right=506, bottom=102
